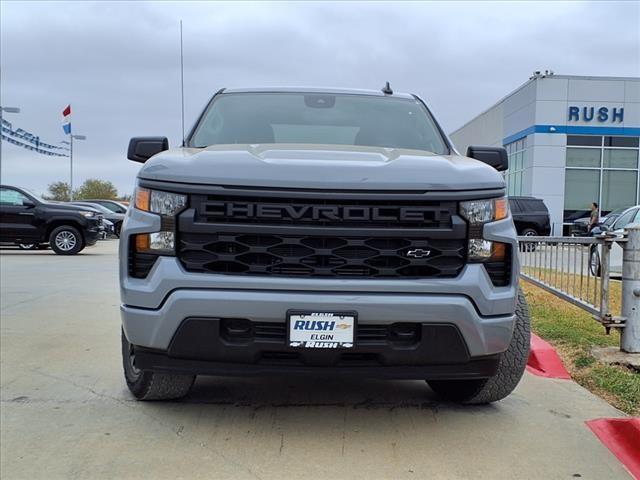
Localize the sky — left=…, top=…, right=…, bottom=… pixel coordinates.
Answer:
left=1, top=0, right=639, bottom=197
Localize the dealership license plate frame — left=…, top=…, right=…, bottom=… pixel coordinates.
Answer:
left=287, top=310, right=357, bottom=349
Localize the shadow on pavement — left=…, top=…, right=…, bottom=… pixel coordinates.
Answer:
left=173, top=375, right=498, bottom=413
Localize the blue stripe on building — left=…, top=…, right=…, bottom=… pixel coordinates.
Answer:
left=503, top=125, right=640, bottom=146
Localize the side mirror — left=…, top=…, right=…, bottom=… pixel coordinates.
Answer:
left=22, top=199, right=36, bottom=208
left=127, top=137, right=169, bottom=163
left=466, top=146, right=509, bottom=172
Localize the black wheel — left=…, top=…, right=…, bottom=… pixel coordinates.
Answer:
left=427, top=288, right=531, bottom=404
left=520, top=228, right=538, bottom=252
left=18, top=243, right=37, bottom=250
left=589, top=245, right=601, bottom=277
left=49, top=226, right=84, bottom=255
left=114, top=221, right=122, bottom=238
left=122, top=330, right=195, bottom=401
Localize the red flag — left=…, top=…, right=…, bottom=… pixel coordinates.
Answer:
left=62, top=105, right=71, bottom=117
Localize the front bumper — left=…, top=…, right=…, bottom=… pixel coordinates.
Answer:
left=122, top=288, right=515, bottom=359
left=131, top=315, right=501, bottom=379
left=85, top=230, right=101, bottom=246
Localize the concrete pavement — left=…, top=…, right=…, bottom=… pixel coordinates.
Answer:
left=0, top=241, right=631, bottom=479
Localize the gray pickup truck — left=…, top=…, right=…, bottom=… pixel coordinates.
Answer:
left=120, top=86, right=530, bottom=403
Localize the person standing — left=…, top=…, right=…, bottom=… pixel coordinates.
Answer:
left=588, top=202, right=600, bottom=232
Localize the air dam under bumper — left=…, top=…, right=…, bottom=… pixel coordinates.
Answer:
left=133, top=349, right=501, bottom=380
left=121, top=289, right=515, bottom=359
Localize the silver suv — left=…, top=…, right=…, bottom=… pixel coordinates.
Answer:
left=120, top=87, right=530, bottom=403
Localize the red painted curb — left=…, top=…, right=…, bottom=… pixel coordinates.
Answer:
left=586, top=418, right=640, bottom=479
left=526, top=334, right=571, bottom=379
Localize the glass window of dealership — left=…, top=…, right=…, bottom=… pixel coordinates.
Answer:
left=504, top=134, right=640, bottom=219
left=504, top=138, right=528, bottom=197
left=563, top=135, right=639, bottom=220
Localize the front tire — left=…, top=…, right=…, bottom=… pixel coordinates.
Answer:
left=121, top=330, right=195, bottom=401
left=589, top=246, right=601, bottom=277
left=49, top=226, right=84, bottom=255
left=427, top=288, right=531, bottom=404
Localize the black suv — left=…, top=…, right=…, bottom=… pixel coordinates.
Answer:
left=0, top=185, right=103, bottom=255
left=508, top=196, right=551, bottom=237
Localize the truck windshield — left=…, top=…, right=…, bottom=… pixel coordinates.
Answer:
left=189, top=92, right=449, bottom=154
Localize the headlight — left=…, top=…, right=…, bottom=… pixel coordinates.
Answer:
left=79, top=210, right=96, bottom=218
left=134, top=187, right=186, bottom=216
left=459, top=197, right=508, bottom=226
left=461, top=197, right=510, bottom=268
left=131, top=187, right=186, bottom=262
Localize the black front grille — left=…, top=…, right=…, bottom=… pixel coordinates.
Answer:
left=175, top=188, right=466, bottom=280
left=178, top=232, right=465, bottom=278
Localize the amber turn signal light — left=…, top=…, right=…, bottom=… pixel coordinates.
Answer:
left=135, top=187, right=150, bottom=212
left=134, top=234, right=150, bottom=252
left=490, top=242, right=506, bottom=261
left=494, top=198, right=509, bottom=221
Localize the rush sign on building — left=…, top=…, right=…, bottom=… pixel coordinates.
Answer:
left=568, top=106, right=624, bottom=123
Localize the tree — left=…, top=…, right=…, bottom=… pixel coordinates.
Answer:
left=74, top=179, right=118, bottom=200
left=44, top=181, right=72, bottom=201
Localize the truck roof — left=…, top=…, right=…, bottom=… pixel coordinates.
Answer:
left=221, top=86, right=416, bottom=99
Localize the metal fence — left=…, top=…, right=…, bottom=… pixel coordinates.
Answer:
left=517, top=228, right=639, bottom=353
left=517, top=235, right=616, bottom=325
left=518, top=226, right=640, bottom=353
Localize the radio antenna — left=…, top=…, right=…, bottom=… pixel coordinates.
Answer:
left=180, top=20, right=185, bottom=145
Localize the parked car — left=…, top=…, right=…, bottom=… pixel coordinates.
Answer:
left=70, top=201, right=125, bottom=236
left=508, top=196, right=551, bottom=237
left=102, top=218, right=116, bottom=238
left=120, top=86, right=530, bottom=403
left=83, top=199, right=128, bottom=214
left=0, top=185, right=103, bottom=254
left=590, top=205, right=640, bottom=276
left=570, top=217, right=591, bottom=237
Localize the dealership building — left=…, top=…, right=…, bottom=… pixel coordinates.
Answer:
left=450, top=73, right=640, bottom=235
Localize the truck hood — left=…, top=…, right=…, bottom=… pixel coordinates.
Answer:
left=138, top=144, right=505, bottom=191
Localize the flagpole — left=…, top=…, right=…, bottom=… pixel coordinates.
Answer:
left=180, top=20, right=185, bottom=145
left=70, top=134, right=74, bottom=201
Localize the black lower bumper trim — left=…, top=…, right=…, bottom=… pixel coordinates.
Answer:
left=134, top=349, right=500, bottom=380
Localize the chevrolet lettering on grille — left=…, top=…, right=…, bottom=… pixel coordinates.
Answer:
left=203, top=201, right=439, bottom=223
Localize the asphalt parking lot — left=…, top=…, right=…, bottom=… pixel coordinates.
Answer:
left=0, top=241, right=632, bottom=479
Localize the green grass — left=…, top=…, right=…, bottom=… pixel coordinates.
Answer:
left=522, top=281, right=640, bottom=415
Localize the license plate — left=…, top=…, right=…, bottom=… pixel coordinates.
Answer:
left=287, top=311, right=356, bottom=348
